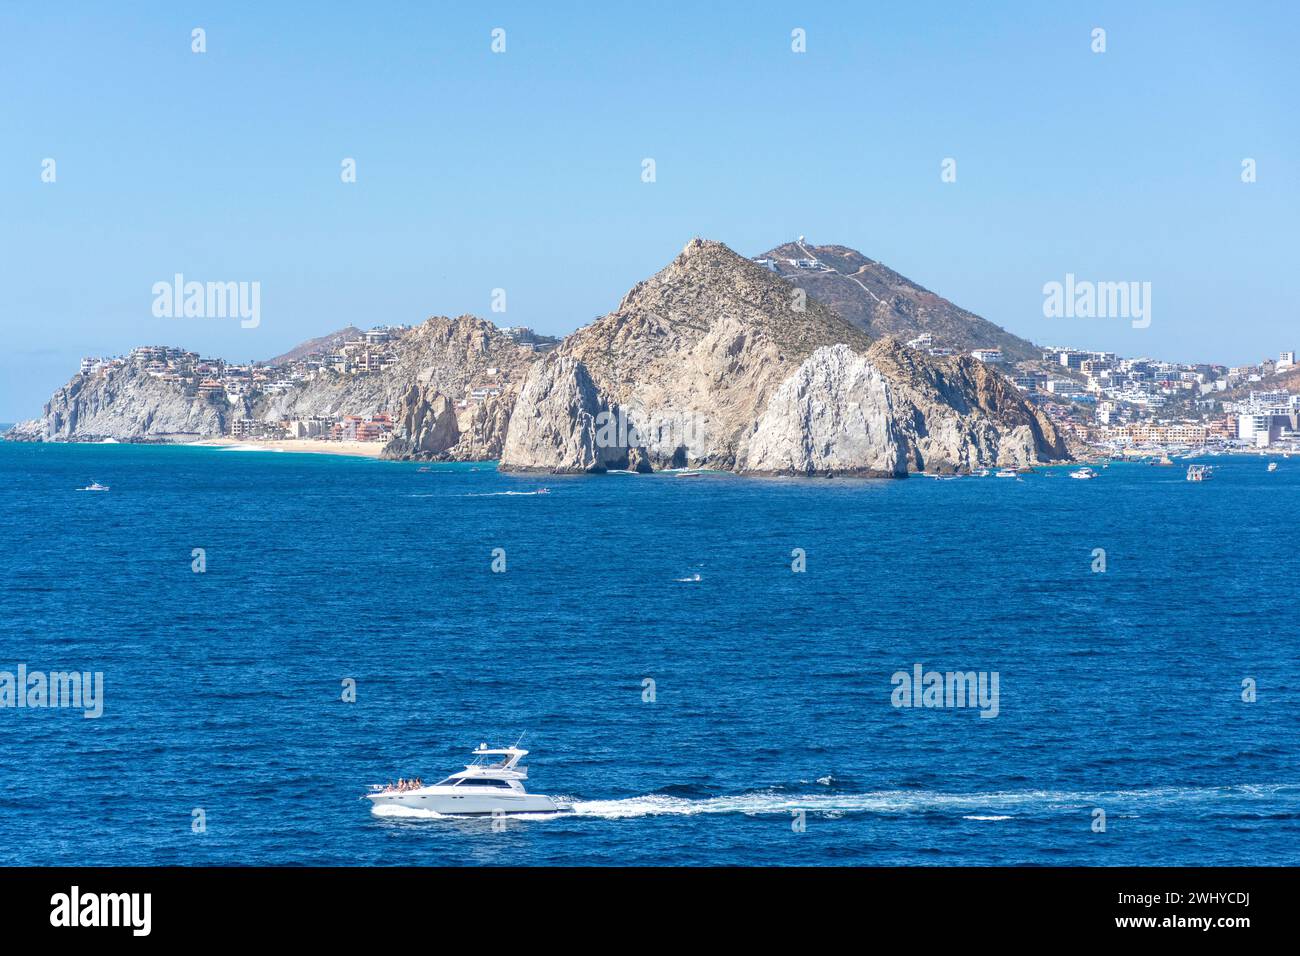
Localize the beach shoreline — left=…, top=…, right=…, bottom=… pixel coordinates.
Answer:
left=188, top=437, right=389, bottom=459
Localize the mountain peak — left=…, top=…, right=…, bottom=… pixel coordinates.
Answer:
left=608, top=238, right=870, bottom=358
left=754, top=240, right=1040, bottom=362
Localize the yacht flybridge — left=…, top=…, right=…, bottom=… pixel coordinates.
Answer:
left=366, top=744, right=559, bottom=815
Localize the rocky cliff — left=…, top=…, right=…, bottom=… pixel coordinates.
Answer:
left=253, top=315, right=533, bottom=423
left=380, top=383, right=460, bottom=460
left=22, top=360, right=241, bottom=441
left=499, top=239, right=1068, bottom=475
left=744, top=344, right=906, bottom=476
left=12, top=314, right=534, bottom=449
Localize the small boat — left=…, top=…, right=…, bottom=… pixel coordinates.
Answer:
left=1186, top=464, right=1213, bottom=482
left=674, top=470, right=704, bottom=478
left=1267, top=462, right=1278, bottom=472
left=366, top=743, right=558, bottom=815
left=536, top=487, right=551, bottom=494
left=1069, top=468, right=1097, bottom=480
left=417, top=466, right=431, bottom=473
left=78, top=481, right=110, bottom=492
left=976, top=468, right=991, bottom=477
left=994, top=468, right=1018, bottom=479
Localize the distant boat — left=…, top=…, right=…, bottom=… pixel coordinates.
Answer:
left=976, top=468, right=991, bottom=477
left=1186, top=464, right=1213, bottom=482
left=1069, top=468, right=1097, bottom=480
left=536, top=487, right=551, bottom=495
left=1154, top=454, right=1175, bottom=467
left=78, top=481, right=110, bottom=492
left=994, top=468, right=1017, bottom=479
left=1267, top=462, right=1278, bottom=472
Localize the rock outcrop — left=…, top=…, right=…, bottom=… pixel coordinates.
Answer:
left=743, top=345, right=906, bottom=476
left=34, top=361, right=239, bottom=441
left=253, top=315, right=534, bottom=424
left=865, top=338, right=1070, bottom=471
left=448, top=390, right=516, bottom=461
left=498, top=354, right=629, bottom=473
left=381, top=383, right=459, bottom=460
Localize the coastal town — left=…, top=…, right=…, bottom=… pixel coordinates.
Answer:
left=935, top=339, right=1300, bottom=456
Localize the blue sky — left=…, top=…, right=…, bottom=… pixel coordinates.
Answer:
left=1, top=2, right=1296, bottom=419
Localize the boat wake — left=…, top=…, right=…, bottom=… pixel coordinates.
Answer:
left=463, top=490, right=549, bottom=497
left=371, top=783, right=1298, bottom=822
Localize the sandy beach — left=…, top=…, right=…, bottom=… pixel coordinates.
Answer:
left=189, top=437, right=389, bottom=459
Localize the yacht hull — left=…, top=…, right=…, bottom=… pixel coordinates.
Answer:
left=367, top=790, right=559, bottom=815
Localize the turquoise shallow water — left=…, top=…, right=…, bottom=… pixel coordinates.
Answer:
left=0, top=442, right=1296, bottom=865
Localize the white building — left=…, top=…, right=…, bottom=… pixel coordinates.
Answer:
left=1047, top=379, right=1084, bottom=397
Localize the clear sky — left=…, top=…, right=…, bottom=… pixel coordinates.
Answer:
left=2, top=2, right=1296, bottom=420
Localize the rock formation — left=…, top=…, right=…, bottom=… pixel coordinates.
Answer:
left=32, top=360, right=239, bottom=441
left=743, top=345, right=906, bottom=476
left=499, top=239, right=1068, bottom=475
left=448, top=391, right=516, bottom=461
left=498, top=354, right=628, bottom=472
left=380, top=383, right=459, bottom=460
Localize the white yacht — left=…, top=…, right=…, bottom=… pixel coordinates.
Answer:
left=78, top=481, right=110, bottom=492
left=366, top=744, right=558, bottom=815
left=994, top=468, right=1018, bottom=478
left=1069, top=467, right=1097, bottom=480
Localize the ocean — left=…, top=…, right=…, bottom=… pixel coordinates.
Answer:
left=0, top=442, right=1296, bottom=865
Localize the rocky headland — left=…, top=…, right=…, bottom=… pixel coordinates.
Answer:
left=9, top=238, right=1070, bottom=477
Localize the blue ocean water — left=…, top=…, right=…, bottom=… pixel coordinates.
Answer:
left=0, top=442, right=1296, bottom=865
